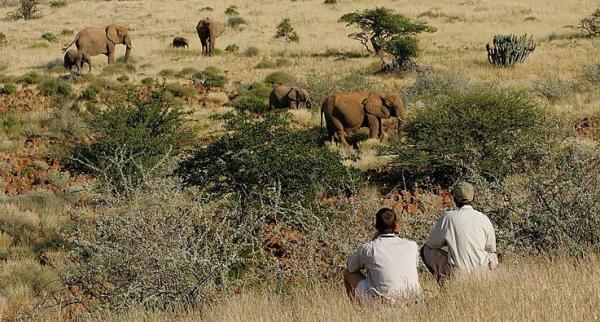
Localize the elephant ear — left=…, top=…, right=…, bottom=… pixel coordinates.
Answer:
left=105, top=25, right=122, bottom=44
left=363, top=92, right=391, bottom=119
left=288, top=88, right=298, bottom=101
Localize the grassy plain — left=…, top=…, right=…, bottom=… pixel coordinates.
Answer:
left=0, top=0, right=599, bottom=320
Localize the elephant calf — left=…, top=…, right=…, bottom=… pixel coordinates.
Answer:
left=269, top=85, right=312, bottom=109
left=321, top=91, right=406, bottom=147
left=172, top=36, right=189, bottom=48
left=64, top=49, right=91, bottom=76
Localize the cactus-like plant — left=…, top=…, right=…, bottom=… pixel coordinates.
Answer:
left=486, top=34, right=535, bottom=67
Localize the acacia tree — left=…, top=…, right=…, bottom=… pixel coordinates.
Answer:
left=339, top=7, right=435, bottom=55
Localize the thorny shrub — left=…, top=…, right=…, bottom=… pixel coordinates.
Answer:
left=389, top=85, right=550, bottom=184
left=69, top=89, right=193, bottom=193
left=476, top=142, right=600, bottom=257
left=177, top=113, right=362, bottom=207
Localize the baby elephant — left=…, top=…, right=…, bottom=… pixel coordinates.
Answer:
left=269, top=85, right=312, bottom=109
left=64, top=49, right=91, bottom=76
left=172, top=36, right=189, bottom=49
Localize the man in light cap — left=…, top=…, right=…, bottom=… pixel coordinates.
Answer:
left=421, top=181, right=498, bottom=284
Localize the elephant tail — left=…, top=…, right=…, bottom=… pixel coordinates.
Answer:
left=62, top=37, right=76, bottom=52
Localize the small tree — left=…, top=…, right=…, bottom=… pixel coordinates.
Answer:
left=275, top=18, right=300, bottom=43
left=6, top=0, right=40, bottom=20
left=339, top=7, right=435, bottom=55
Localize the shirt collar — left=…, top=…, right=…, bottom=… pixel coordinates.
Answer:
left=379, top=233, right=397, bottom=238
left=460, top=205, right=473, bottom=210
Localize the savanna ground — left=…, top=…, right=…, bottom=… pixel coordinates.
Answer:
left=1, top=0, right=600, bottom=321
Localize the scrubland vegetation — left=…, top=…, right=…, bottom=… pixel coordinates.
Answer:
left=0, top=0, right=599, bottom=320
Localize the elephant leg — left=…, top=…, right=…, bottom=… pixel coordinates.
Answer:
left=330, top=118, right=349, bottom=146
left=378, top=118, right=388, bottom=141
left=366, top=114, right=380, bottom=140
left=290, top=100, right=297, bottom=110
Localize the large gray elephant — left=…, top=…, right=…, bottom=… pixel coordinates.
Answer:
left=269, top=85, right=312, bottom=109
left=321, top=91, right=406, bottom=146
left=64, top=49, right=91, bottom=76
left=196, top=17, right=224, bottom=56
left=63, top=24, right=132, bottom=64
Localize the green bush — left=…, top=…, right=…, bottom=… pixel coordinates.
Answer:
left=225, top=5, right=239, bottom=16
left=324, top=0, right=337, bottom=4
left=389, top=85, right=549, bottom=184
left=383, top=36, right=419, bottom=69
left=582, top=61, right=600, bottom=85
left=192, top=67, right=228, bottom=88
left=199, top=6, right=213, bottom=12
left=228, top=16, right=247, bottom=28
left=239, top=82, right=272, bottom=100
left=41, top=32, right=57, bottom=42
left=80, top=84, right=103, bottom=100
left=38, top=78, right=72, bottom=97
left=231, top=95, right=268, bottom=113
left=116, top=75, right=129, bottom=83
left=255, top=60, right=277, bottom=69
left=533, top=79, right=576, bottom=102
left=20, top=72, right=43, bottom=85
left=175, top=67, right=198, bottom=78
left=70, top=89, right=193, bottom=192
left=50, top=0, right=66, bottom=7
left=165, top=83, right=197, bottom=97
left=60, top=29, right=73, bottom=36
left=244, top=46, right=260, bottom=57
left=45, top=58, right=64, bottom=73
left=0, top=32, right=7, bottom=44
left=403, top=70, right=471, bottom=102
left=264, top=71, right=296, bottom=86
left=225, top=44, right=240, bottom=53
left=0, top=109, right=22, bottom=136
left=275, top=18, right=300, bottom=42
left=177, top=113, right=361, bottom=206
left=158, top=68, right=177, bottom=78
left=297, top=72, right=377, bottom=106
left=0, top=83, right=17, bottom=95
left=477, top=143, right=600, bottom=257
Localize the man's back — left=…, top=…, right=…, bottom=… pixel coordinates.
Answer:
left=427, top=205, right=496, bottom=270
left=348, top=235, right=421, bottom=298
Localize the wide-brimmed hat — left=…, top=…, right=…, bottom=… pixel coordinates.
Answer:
left=452, top=181, right=474, bottom=203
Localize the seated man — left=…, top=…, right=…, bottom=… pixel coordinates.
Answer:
left=421, top=181, right=498, bottom=284
left=343, top=208, right=422, bottom=301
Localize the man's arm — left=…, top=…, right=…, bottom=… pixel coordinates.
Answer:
left=426, top=214, right=448, bottom=249
left=347, top=245, right=365, bottom=273
left=485, top=222, right=497, bottom=253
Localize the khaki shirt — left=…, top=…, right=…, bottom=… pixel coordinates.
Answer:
left=427, top=205, right=496, bottom=270
left=347, top=234, right=422, bottom=298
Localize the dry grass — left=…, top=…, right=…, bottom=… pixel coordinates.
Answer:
left=79, top=256, right=600, bottom=321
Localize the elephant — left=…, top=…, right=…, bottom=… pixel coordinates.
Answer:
left=196, top=17, right=224, bottom=56
left=172, top=36, right=189, bottom=48
left=269, top=85, right=312, bottom=109
left=63, top=24, right=132, bottom=64
left=321, top=91, right=406, bottom=146
left=64, top=49, right=91, bottom=76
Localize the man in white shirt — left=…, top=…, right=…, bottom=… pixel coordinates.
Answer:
left=421, top=181, right=498, bottom=284
left=344, top=208, right=422, bottom=301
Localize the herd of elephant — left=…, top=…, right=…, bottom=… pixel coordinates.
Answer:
left=59, top=18, right=406, bottom=146
left=61, top=17, right=221, bottom=75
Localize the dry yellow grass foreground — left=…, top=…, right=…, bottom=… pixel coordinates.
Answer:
left=83, top=256, right=600, bottom=322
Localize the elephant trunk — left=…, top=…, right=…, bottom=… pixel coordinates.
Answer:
left=124, top=36, right=132, bottom=62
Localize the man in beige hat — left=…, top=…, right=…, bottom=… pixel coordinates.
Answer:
left=421, top=181, right=498, bottom=284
